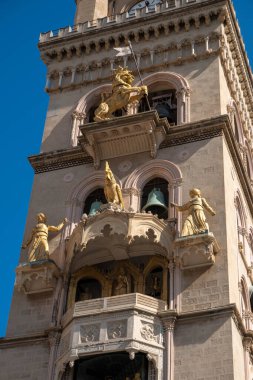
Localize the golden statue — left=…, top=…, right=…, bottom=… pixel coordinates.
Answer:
left=104, top=161, right=124, bottom=208
left=171, top=188, right=216, bottom=237
left=94, top=66, right=148, bottom=122
left=22, top=213, right=67, bottom=262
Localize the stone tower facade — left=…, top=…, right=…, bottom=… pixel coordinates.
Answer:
left=1, top=0, right=253, bottom=379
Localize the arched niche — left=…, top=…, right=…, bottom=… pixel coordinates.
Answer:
left=65, top=170, right=122, bottom=235
left=143, top=256, right=169, bottom=303
left=136, top=71, right=190, bottom=125
left=125, top=159, right=182, bottom=220
left=65, top=171, right=105, bottom=234
left=83, top=187, right=107, bottom=216
left=71, top=84, right=112, bottom=146
left=141, top=177, right=168, bottom=219
left=67, top=266, right=111, bottom=309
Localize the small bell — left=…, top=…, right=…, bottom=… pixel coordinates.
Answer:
left=142, top=188, right=168, bottom=217
left=89, top=200, right=102, bottom=216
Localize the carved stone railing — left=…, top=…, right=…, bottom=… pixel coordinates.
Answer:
left=62, top=293, right=167, bottom=327
left=39, top=0, right=210, bottom=43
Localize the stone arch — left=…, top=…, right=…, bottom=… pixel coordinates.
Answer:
left=136, top=71, right=190, bottom=124
left=71, top=84, right=112, bottom=146
left=67, top=266, right=111, bottom=308
left=125, top=159, right=182, bottom=220
left=66, top=170, right=122, bottom=234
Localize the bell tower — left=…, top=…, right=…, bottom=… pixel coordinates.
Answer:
left=1, top=0, right=253, bottom=379
left=74, top=0, right=109, bottom=24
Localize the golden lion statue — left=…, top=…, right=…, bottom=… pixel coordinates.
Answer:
left=94, top=66, right=148, bottom=122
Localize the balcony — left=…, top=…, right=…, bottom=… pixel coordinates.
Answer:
left=57, top=294, right=166, bottom=371
left=78, top=111, right=168, bottom=169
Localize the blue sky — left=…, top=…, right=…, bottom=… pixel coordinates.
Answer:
left=0, top=0, right=252, bottom=337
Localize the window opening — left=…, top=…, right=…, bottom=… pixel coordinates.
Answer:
left=75, top=278, right=102, bottom=302
left=83, top=188, right=107, bottom=215
left=139, top=89, right=177, bottom=124
left=141, top=177, right=168, bottom=219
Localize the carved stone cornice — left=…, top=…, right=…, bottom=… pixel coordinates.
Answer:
left=39, top=2, right=223, bottom=63
left=45, top=44, right=219, bottom=94
left=28, top=147, right=92, bottom=174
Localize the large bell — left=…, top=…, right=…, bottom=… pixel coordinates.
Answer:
left=142, top=188, right=168, bottom=216
left=89, top=200, right=102, bottom=216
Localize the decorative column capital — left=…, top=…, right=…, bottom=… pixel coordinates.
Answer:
left=48, top=328, right=61, bottom=348
left=160, top=311, right=177, bottom=332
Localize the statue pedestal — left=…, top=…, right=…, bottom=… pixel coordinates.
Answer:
left=15, top=259, right=61, bottom=294
left=174, top=233, right=220, bottom=270
left=78, top=111, right=168, bottom=168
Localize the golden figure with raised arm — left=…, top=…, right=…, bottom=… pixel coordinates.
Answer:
left=94, top=66, right=148, bottom=122
left=171, top=188, right=216, bottom=237
left=104, top=161, right=124, bottom=209
left=22, top=213, right=67, bottom=262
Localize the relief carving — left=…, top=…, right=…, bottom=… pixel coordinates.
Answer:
left=140, top=322, right=159, bottom=343
left=80, top=324, right=100, bottom=343
left=107, top=320, right=127, bottom=339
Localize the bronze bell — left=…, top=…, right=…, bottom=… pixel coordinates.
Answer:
left=142, top=188, right=168, bottom=214
left=89, top=200, right=102, bottom=215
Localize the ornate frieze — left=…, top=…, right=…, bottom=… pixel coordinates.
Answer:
left=78, top=110, right=168, bottom=169
left=140, top=322, right=160, bottom=343
left=44, top=34, right=220, bottom=93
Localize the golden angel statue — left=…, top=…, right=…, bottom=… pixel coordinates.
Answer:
left=94, top=66, right=148, bottom=122
left=104, top=161, right=124, bottom=209
left=22, top=213, right=67, bottom=262
left=171, top=188, right=216, bottom=237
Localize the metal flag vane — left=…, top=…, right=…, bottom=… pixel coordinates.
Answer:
left=113, top=41, right=151, bottom=111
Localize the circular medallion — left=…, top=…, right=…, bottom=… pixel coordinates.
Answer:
left=118, top=160, right=133, bottom=173
left=63, top=173, right=74, bottom=182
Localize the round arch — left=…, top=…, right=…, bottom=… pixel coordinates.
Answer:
left=65, top=170, right=122, bottom=235
left=125, top=159, right=182, bottom=219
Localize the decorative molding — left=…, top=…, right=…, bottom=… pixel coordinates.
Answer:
left=28, top=147, right=92, bottom=174
left=78, top=111, right=168, bottom=169
left=80, top=324, right=100, bottom=343
left=107, top=320, right=127, bottom=339
left=15, top=259, right=61, bottom=295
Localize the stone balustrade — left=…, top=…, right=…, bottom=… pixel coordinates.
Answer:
left=39, top=0, right=209, bottom=43
left=62, top=293, right=167, bottom=327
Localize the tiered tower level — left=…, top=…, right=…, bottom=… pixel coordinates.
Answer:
left=1, top=0, right=253, bottom=379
